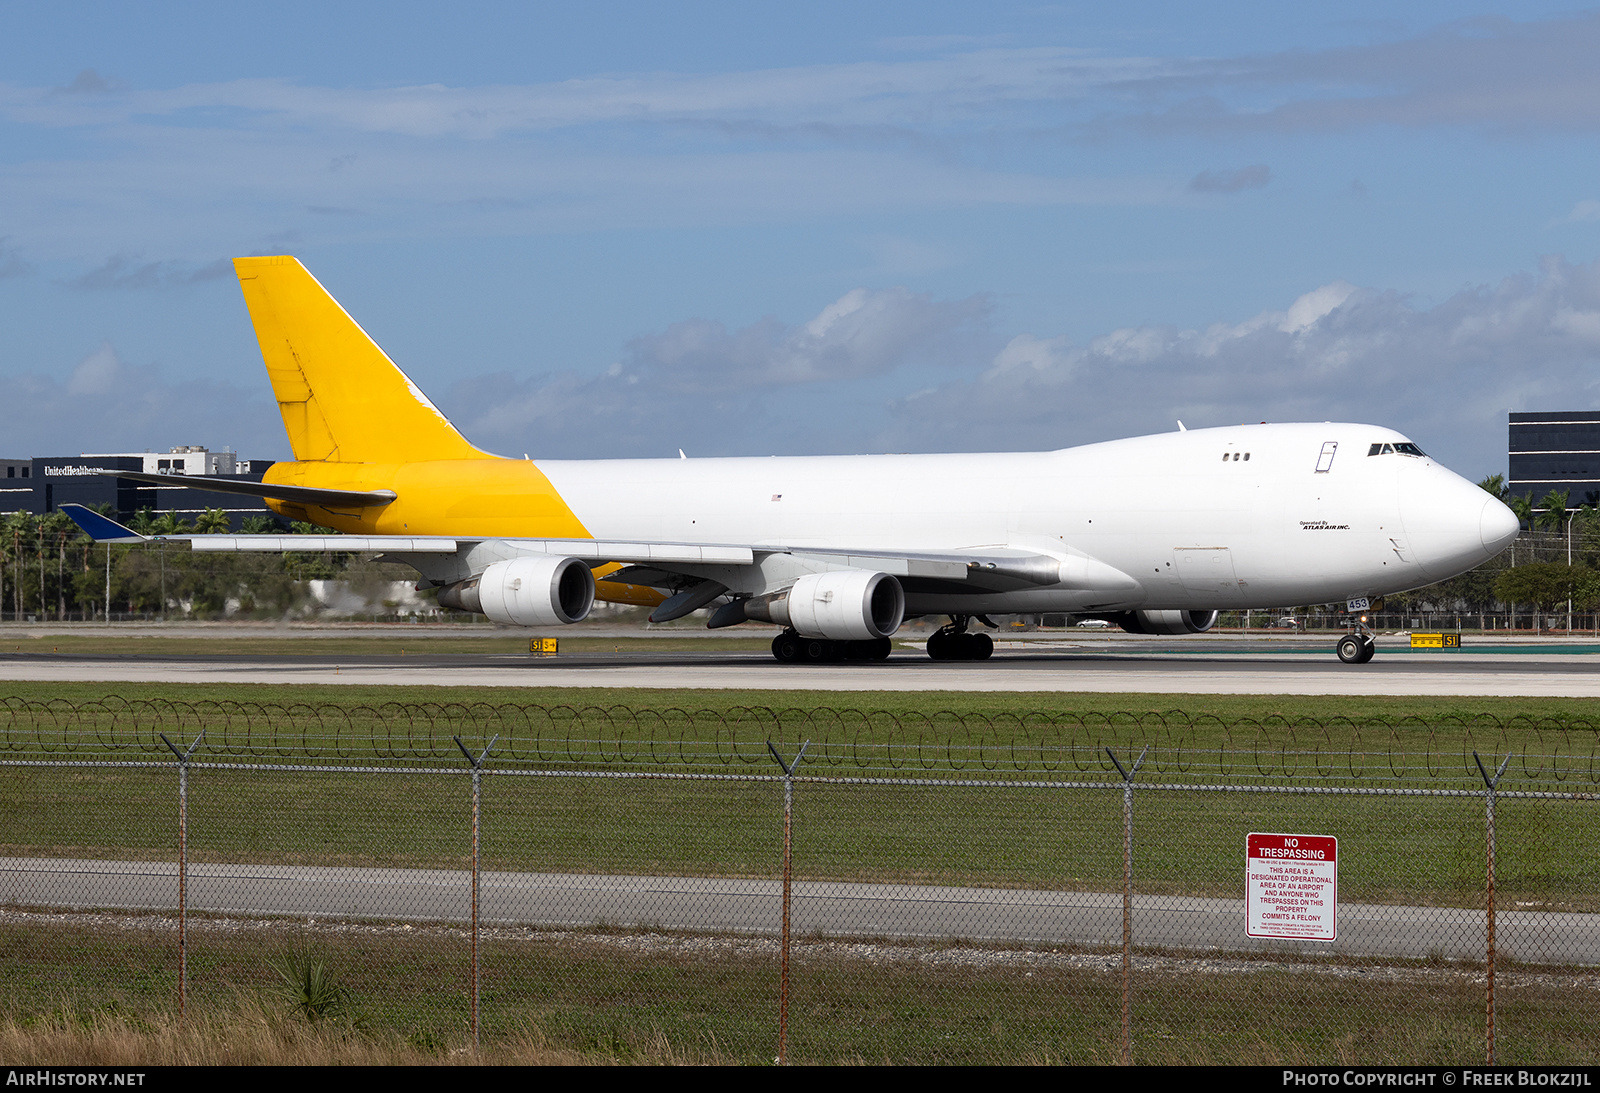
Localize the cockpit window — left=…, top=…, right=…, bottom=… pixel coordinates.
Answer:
left=1368, top=441, right=1428, bottom=457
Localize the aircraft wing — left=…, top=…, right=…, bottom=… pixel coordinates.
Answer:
left=58, top=504, right=1100, bottom=587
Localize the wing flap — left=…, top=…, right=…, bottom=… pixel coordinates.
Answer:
left=190, top=537, right=458, bottom=553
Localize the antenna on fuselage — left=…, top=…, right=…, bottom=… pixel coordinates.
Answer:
left=1176, top=421, right=1186, bottom=432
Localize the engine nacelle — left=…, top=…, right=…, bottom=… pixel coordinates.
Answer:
left=748, top=571, right=904, bottom=640
left=1112, top=609, right=1218, bottom=635
left=437, top=556, right=595, bottom=626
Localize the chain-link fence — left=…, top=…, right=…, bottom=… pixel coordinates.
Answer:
left=1, top=698, right=1597, bottom=1064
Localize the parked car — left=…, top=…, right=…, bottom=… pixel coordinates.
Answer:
left=1076, top=618, right=1113, bottom=629
left=1275, top=616, right=1302, bottom=629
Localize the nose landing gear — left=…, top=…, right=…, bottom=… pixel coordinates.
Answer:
left=1336, top=629, right=1376, bottom=664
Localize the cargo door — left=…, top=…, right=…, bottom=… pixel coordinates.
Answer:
left=1174, top=547, right=1242, bottom=600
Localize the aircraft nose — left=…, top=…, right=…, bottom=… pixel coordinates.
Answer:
left=1480, top=497, right=1519, bottom=554
left=1399, top=465, right=1513, bottom=580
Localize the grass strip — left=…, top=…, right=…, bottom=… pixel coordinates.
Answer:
left=2, top=914, right=1595, bottom=1065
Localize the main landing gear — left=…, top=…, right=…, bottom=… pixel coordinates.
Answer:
left=926, top=616, right=994, bottom=661
left=771, top=631, right=892, bottom=664
left=1335, top=629, right=1376, bottom=664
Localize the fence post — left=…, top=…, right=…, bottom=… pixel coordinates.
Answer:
left=454, top=733, right=498, bottom=1053
left=159, top=730, right=205, bottom=1019
left=1473, top=750, right=1511, bottom=1066
left=1106, top=744, right=1148, bottom=1067
left=767, top=739, right=810, bottom=1067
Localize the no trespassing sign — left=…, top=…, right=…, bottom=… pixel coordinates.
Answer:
left=1247, top=832, right=1338, bottom=941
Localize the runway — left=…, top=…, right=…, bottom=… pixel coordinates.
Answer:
left=2, top=635, right=1599, bottom=696
left=5, top=856, right=1592, bottom=964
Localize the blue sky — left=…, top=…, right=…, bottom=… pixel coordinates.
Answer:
left=4, top=2, right=1600, bottom=480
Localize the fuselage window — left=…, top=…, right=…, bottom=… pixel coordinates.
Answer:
left=1221, top=452, right=1229, bottom=461
left=1243, top=453, right=1250, bottom=461
left=1232, top=452, right=1240, bottom=461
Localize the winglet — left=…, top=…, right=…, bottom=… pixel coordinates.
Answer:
left=60, top=504, right=148, bottom=543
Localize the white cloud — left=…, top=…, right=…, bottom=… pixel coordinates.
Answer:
left=444, top=286, right=991, bottom=457
left=879, top=256, right=1600, bottom=477
left=6, top=343, right=283, bottom=459
left=0, top=49, right=1149, bottom=138
left=416, top=256, right=1600, bottom=479
left=65, top=343, right=122, bottom=396
left=1124, top=13, right=1600, bottom=136
left=67, top=255, right=232, bottom=290
left=6, top=15, right=1594, bottom=145
left=618, top=284, right=989, bottom=393
left=1554, top=199, right=1600, bottom=226
left=13, top=256, right=1600, bottom=485
left=8, top=14, right=1595, bottom=263
left=1279, top=282, right=1359, bottom=334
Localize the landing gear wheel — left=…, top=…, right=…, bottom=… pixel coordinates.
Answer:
left=848, top=637, right=892, bottom=661
left=804, top=639, right=840, bottom=663
left=772, top=630, right=802, bottom=664
left=1336, top=635, right=1375, bottom=664
left=927, top=620, right=990, bottom=661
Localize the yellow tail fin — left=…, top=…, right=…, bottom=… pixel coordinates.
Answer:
left=233, top=256, right=483, bottom=463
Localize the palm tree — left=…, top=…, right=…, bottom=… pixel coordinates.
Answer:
left=5, top=511, right=37, bottom=619
left=39, top=511, right=74, bottom=620
left=1544, top=489, right=1578, bottom=628
left=151, top=511, right=192, bottom=536
left=1478, top=474, right=1510, bottom=501
left=193, top=508, right=232, bottom=534
left=1507, top=494, right=1535, bottom=533
left=1537, top=489, right=1572, bottom=536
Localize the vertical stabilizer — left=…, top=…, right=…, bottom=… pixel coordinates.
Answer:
left=233, top=256, right=483, bottom=463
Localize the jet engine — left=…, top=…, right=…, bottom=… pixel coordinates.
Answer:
left=1110, top=609, right=1218, bottom=635
left=744, top=571, right=904, bottom=640
left=436, top=556, right=595, bottom=626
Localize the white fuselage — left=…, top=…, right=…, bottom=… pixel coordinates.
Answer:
left=538, top=422, right=1518, bottom=615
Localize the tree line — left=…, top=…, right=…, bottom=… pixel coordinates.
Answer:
left=0, top=506, right=417, bottom=621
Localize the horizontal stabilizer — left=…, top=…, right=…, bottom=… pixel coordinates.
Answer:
left=96, top=470, right=396, bottom=509
left=60, top=504, right=147, bottom=543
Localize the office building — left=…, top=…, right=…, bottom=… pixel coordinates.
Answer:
left=1508, top=411, right=1600, bottom=506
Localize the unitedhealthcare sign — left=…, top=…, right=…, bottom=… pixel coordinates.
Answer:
left=43, top=465, right=112, bottom=477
